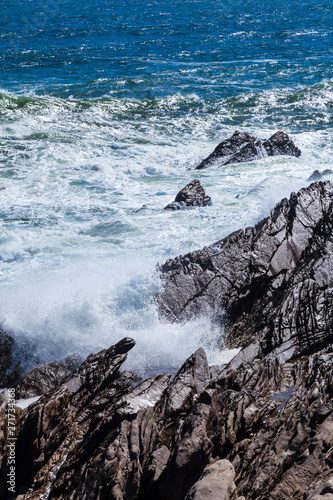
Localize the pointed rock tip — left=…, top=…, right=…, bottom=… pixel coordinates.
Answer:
left=113, top=337, right=136, bottom=355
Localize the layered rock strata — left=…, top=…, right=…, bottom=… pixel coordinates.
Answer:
left=0, top=337, right=332, bottom=499
left=157, top=181, right=333, bottom=360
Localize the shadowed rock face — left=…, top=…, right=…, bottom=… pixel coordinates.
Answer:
left=0, top=331, right=14, bottom=387
left=195, top=130, right=301, bottom=169
left=157, top=181, right=333, bottom=360
left=164, top=179, right=211, bottom=210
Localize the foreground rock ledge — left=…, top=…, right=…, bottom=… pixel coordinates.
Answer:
left=0, top=334, right=332, bottom=500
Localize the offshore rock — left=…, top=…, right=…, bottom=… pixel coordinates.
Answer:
left=0, top=339, right=332, bottom=499
left=164, top=179, right=211, bottom=210
left=307, top=169, right=333, bottom=182
left=157, top=181, right=333, bottom=360
left=195, top=130, right=301, bottom=169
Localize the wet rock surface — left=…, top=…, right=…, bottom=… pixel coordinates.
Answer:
left=0, top=182, right=332, bottom=499
left=164, top=179, right=211, bottom=210
left=195, top=130, right=301, bottom=169
left=307, top=169, right=333, bottom=182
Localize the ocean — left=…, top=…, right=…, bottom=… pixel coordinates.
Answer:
left=1, top=0, right=332, bottom=377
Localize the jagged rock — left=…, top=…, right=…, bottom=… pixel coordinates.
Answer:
left=0, top=331, right=13, bottom=386
left=196, top=131, right=255, bottom=169
left=158, top=347, right=211, bottom=421
left=307, top=169, right=333, bottom=182
left=13, top=354, right=81, bottom=399
left=184, top=460, right=238, bottom=500
left=157, top=181, right=333, bottom=361
left=1, top=182, right=333, bottom=500
left=195, top=130, right=301, bottom=169
left=262, top=130, right=301, bottom=158
left=0, top=338, right=332, bottom=499
left=164, top=179, right=211, bottom=210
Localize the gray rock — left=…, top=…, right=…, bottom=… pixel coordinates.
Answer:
left=165, top=179, right=211, bottom=210
left=157, top=181, right=333, bottom=361
left=307, top=169, right=333, bottom=182
left=195, top=130, right=300, bottom=169
left=184, top=459, right=238, bottom=500
left=13, top=354, right=81, bottom=399
left=308, top=477, right=333, bottom=499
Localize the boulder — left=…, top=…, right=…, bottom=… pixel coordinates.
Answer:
left=195, top=130, right=301, bottom=169
left=165, top=179, right=211, bottom=210
left=184, top=460, right=238, bottom=500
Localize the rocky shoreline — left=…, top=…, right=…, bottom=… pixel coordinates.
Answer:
left=0, top=180, right=332, bottom=499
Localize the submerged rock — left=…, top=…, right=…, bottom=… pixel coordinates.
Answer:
left=307, top=168, right=333, bottom=182
left=195, top=130, right=301, bottom=169
left=164, top=179, right=211, bottom=210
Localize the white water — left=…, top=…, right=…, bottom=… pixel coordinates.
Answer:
left=0, top=89, right=332, bottom=377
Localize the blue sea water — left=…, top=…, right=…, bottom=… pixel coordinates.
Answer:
left=0, top=0, right=332, bottom=376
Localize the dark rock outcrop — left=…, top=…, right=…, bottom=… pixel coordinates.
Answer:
left=157, top=181, right=333, bottom=359
left=195, top=130, right=301, bottom=169
left=196, top=131, right=256, bottom=170
left=164, top=179, right=211, bottom=210
left=0, top=338, right=332, bottom=499
left=307, top=169, right=333, bottom=182
left=0, top=182, right=332, bottom=500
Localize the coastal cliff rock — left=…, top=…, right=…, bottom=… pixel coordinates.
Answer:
left=0, top=182, right=332, bottom=499
left=0, top=337, right=332, bottom=499
left=165, top=179, right=211, bottom=210
left=195, top=130, right=301, bottom=169
left=157, top=181, right=333, bottom=359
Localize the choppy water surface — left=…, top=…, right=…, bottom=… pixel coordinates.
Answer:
left=0, top=0, right=332, bottom=376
